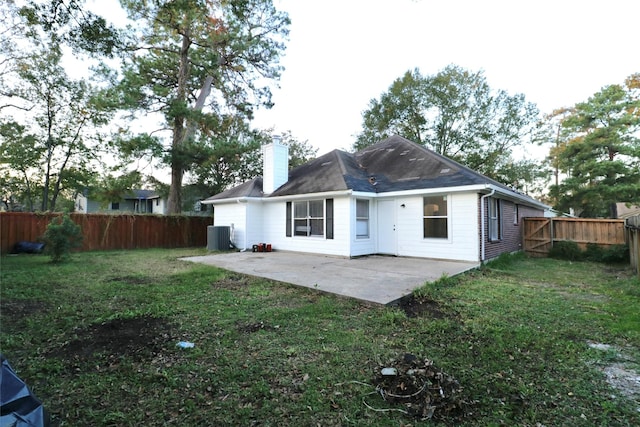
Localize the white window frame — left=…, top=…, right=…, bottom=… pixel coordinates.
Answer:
left=488, top=197, right=502, bottom=241
left=423, top=195, right=449, bottom=239
left=293, top=200, right=324, bottom=237
left=356, top=199, right=370, bottom=239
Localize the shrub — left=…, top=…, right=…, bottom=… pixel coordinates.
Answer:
left=600, top=244, right=629, bottom=263
left=42, top=213, right=83, bottom=263
left=584, top=243, right=604, bottom=261
left=550, top=241, right=629, bottom=264
left=548, top=240, right=583, bottom=261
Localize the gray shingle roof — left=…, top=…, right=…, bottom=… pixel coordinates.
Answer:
left=204, top=135, right=544, bottom=207
left=203, top=178, right=264, bottom=201
left=125, top=189, right=160, bottom=200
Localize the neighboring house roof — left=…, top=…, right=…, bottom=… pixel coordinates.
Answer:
left=124, top=189, right=161, bottom=200
left=617, top=202, right=640, bottom=219
left=204, top=135, right=547, bottom=208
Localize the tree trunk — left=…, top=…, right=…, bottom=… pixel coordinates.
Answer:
left=166, top=29, right=192, bottom=215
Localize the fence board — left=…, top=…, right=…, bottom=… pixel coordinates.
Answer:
left=522, top=218, right=552, bottom=257
left=627, top=215, right=640, bottom=278
left=523, top=217, right=626, bottom=258
left=0, top=212, right=212, bottom=255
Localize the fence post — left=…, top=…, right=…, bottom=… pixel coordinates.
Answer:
left=627, top=215, right=640, bottom=278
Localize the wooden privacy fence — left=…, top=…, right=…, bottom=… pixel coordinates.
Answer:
left=523, top=217, right=626, bottom=257
left=627, top=215, right=640, bottom=278
left=0, top=212, right=212, bottom=254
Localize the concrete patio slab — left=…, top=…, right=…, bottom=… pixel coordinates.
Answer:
left=182, top=251, right=479, bottom=305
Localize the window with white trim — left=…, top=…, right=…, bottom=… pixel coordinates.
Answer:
left=293, top=200, right=324, bottom=237
left=488, top=197, right=502, bottom=241
left=423, top=195, right=448, bottom=239
left=356, top=199, right=369, bottom=238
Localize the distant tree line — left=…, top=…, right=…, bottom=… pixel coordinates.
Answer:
left=1, top=1, right=638, bottom=217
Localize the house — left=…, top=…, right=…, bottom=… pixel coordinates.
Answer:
left=201, top=135, right=549, bottom=262
left=616, top=203, right=640, bottom=219
left=75, top=189, right=168, bottom=215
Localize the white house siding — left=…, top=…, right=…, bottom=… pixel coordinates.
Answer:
left=213, top=203, right=248, bottom=250
left=261, top=196, right=352, bottom=257
left=391, top=192, right=480, bottom=262
left=350, top=197, right=376, bottom=257
left=244, top=202, right=264, bottom=250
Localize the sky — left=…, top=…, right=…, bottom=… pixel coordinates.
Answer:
left=249, top=0, right=640, bottom=157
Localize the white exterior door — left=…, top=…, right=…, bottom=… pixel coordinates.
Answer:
left=377, top=199, right=397, bottom=255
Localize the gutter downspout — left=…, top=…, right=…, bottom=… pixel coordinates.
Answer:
left=480, top=188, right=496, bottom=262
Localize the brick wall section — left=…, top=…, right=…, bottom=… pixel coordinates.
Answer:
left=480, top=196, right=544, bottom=261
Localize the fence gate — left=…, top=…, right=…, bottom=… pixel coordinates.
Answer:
left=523, top=218, right=552, bottom=257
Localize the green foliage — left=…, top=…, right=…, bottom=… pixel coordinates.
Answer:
left=354, top=65, right=545, bottom=187
left=42, top=213, right=83, bottom=262
left=0, top=7, right=118, bottom=212
left=585, top=243, right=630, bottom=263
left=1, top=249, right=638, bottom=425
left=484, top=251, right=527, bottom=270
left=549, top=241, right=629, bottom=263
left=549, top=74, right=640, bottom=218
left=116, top=0, right=290, bottom=213
left=548, top=240, right=583, bottom=261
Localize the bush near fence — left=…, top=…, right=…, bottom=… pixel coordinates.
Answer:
left=0, top=212, right=212, bottom=255
left=523, top=217, right=626, bottom=257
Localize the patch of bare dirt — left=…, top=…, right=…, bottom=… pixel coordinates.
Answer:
left=47, top=316, right=176, bottom=364
left=237, top=321, right=276, bottom=333
left=212, top=273, right=251, bottom=290
left=395, top=295, right=456, bottom=319
left=588, top=341, right=640, bottom=409
left=371, top=353, right=473, bottom=422
left=1, top=299, right=49, bottom=332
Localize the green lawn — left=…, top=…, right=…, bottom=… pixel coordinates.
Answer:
left=1, top=249, right=639, bottom=426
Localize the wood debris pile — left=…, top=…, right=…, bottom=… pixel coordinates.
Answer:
left=372, top=353, right=473, bottom=421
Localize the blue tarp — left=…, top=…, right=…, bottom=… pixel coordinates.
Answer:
left=0, top=355, right=50, bottom=427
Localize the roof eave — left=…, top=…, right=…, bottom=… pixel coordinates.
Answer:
left=201, top=197, right=263, bottom=205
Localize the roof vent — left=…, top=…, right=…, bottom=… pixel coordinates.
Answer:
left=368, top=176, right=377, bottom=185
left=440, top=168, right=451, bottom=174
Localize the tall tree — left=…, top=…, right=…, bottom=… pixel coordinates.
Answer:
left=116, top=0, right=289, bottom=213
left=354, top=65, right=542, bottom=182
left=188, top=127, right=318, bottom=204
left=0, top=43, right=114, bottom=210
left=0, top=122, right=40, bottom=210
left=550, top=74, right=640, bottom=218
left=0, top=0, right=122, bottom=210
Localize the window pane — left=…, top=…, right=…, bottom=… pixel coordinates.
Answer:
left=424, top=218, right=448, bottom=238
left=356, top=199, right=369, bottom=217
left=489, top=218, right=499, bottom=240
left=294, top=201, right=307, bottom=218
left=309, top=219, right=324, bottom=236
left=309, top=200, right=323, bottom=218
left=356, top=219, right=369, bottom=237
left=294, top=219, right=308, bottom=236
left=424, top=196, right=447, bottom=217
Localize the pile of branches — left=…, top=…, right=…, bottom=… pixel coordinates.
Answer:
left=371, top=353, right=473, bottom=421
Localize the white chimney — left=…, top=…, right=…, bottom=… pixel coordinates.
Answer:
left=263, top=137, right=289, bottom=194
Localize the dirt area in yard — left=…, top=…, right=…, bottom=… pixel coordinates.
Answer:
left=588, top=341, right=640, bottom=411
left=395, top=295, right=457, bottom=319
left=46, top=316, right=177, bottom=365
